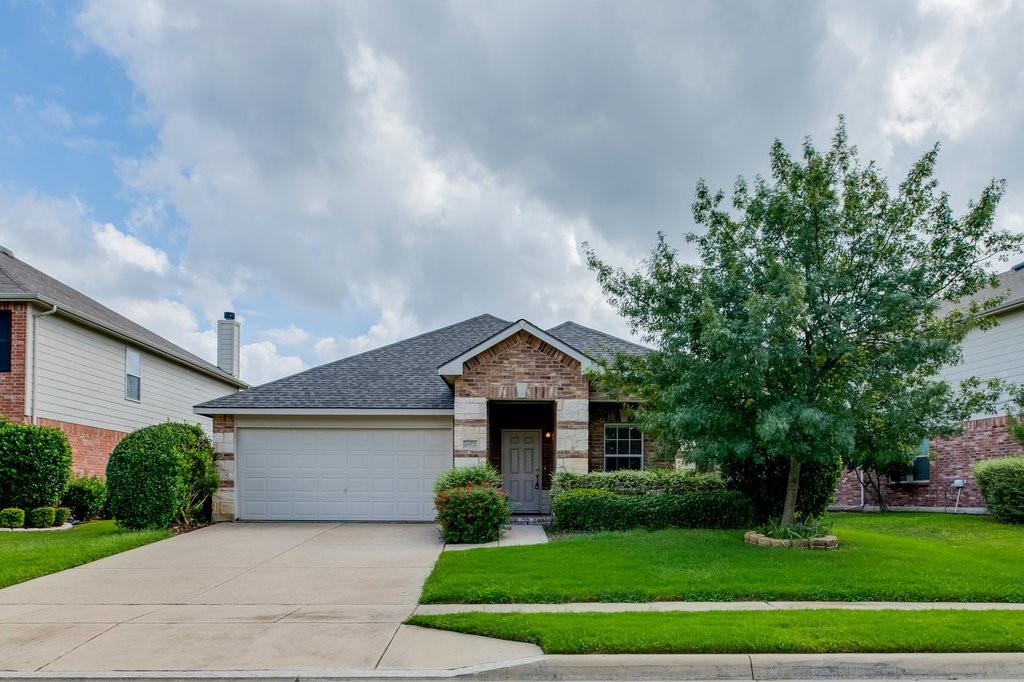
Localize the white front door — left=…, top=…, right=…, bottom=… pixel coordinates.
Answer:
left=502, top=429, right=542, bottom=513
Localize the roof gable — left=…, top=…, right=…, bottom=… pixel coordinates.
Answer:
left=437, top=319, right=592, bottom=377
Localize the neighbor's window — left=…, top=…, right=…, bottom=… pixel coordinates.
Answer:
left=604, top=424, right=643, bottom=471
left=0, top=310, right=11, bottom=372
left=125, top=347, right=141, bottom=401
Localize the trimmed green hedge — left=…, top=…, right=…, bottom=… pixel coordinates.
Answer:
left=53, top=507, right=71, bottom=526
left=26, top=506, right=56, bottom=528
left=434, top=463, right=502, bottom=494
left=552, top=488, right=753, bottom=532
left=62, top=474, right=107, bottom=521
left=0, top=421, right=72, bottom=509
left=975, top=457, right=1024, bottom=524
left=106, top=423, right=218, bottom=529
left=0, top=507, right=24, bottom=529
left=435, top=484, right=512, bottom=543
left=551, top=469, right=726, bottom=497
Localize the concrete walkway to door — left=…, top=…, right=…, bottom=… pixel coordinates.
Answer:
left=0, top=523, right=539, bottom=673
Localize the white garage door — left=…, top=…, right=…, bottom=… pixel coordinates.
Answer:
left=236, top=428, right=452, bottom=521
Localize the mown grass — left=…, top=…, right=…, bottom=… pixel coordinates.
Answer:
left=0, top=520, right=169, bottom=589
left=408, top=609, right=1024, bottom=653
left=420, top=513, right=1024, bottom=603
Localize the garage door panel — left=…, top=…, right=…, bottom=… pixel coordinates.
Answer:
left=237, top=427, right=451, bottom=521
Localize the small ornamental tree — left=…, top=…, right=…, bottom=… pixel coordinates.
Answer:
left=586, top=119, right=1022, bottom=527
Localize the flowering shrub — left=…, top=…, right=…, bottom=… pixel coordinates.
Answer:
left=434, top=483, right=511, bottom=543
left=758, top=512, right=834, bottom=540
left=433, top=463, right=502, bottom=494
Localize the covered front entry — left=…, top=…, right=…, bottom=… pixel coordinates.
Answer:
left=488, top=401, right=555, bottom=514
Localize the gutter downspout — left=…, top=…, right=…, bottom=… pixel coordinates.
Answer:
left=29, top=303, right=58, bottom=425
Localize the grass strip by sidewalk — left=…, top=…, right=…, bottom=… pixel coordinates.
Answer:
left=420, top=513, right=1024, bottom=603
left=0, top=520, right=169, bottom=589
left=407, top=610, right=1024, bottom=654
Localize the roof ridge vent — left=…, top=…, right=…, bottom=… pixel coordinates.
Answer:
left=0, top=245, right=13, bottom=257
left=1012, top=262, right=1024, bottom=271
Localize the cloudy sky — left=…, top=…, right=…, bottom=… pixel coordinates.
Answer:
left=1, top=0, right=1022, bottom=385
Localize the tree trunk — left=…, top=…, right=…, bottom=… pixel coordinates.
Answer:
left=780, top=457, right=802, bottom=528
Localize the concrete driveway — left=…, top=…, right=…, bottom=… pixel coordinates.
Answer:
left=0, top=523, right=538, bottom=672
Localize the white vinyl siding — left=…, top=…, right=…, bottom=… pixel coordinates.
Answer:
left=939, top=307, right=1024, bottom=419
left=30, top=312, right=237, bottom=433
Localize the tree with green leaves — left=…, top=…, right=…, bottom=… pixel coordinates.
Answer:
left=586, top=119, right=1021, bottom=527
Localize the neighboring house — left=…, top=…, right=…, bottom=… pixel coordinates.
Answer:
left=195, top=315, right=657, bottom=522
left=0, top=246, right=247, bottom=473
left=835, top=265, right=1024, bottom=512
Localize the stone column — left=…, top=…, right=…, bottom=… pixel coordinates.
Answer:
left=555, top=398, right=589, bottom=473
left=454, top=396, right=487, bottom=467
left=211, top=414, right=236, bottom=522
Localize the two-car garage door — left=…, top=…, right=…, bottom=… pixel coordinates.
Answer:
left=236, top=427, right=452, bottom=521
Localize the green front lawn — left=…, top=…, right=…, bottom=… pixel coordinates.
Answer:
left=420, top=513, right=1024, bottom=603
left=408, top=610, right=1024, bottom=654
left=0, top=520, right=169, bottom=589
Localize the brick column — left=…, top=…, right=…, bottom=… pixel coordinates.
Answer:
left=454, top=396, right=487, bottom=467
left=555, top=398, right=589, bottom=472
left=211, top=414, right=236, bottom=522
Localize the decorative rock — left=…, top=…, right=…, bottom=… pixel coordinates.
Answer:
left=744, top=530, right=838, bottom=550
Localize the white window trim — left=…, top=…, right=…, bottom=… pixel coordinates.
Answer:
left=125, top=347, right=142, bottom=402
left=603, top=422, right=644, bottom=471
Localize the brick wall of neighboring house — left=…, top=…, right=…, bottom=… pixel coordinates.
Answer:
left=211, top=414, right=236, bottom=522
left=34, top=417, right=126, bottom=474
left=0, top=302, right=28, bottom=422
left=588, top=402, right=662, bottom=472
left=834, top=415, right=1024, bottom=510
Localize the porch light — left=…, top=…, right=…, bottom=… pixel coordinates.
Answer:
left=544, top=431, right=552, bottom=439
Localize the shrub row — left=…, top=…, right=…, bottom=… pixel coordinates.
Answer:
left=434, top=463, right=511, bottom=543
left=551, top=469, right=726, bottom=497
left=62, top=474, right=107, bottom=521
left=975, top=457, right=1024, bottom=524
left=552, top=488, right=754, bottom=532
left=0, top=506, right=71, bottom=529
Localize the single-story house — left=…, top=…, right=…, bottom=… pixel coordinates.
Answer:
left=195, top=315, right=658, bottom=522
left=0, top=246, right=247, bottom=472
left=835, top=264, right=1024, bottom=512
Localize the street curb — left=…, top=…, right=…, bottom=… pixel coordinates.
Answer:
left=3, top=653, right=1024, bottom=681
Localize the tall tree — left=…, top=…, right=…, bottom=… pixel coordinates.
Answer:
left=587, top=120, right=1021, bottom=527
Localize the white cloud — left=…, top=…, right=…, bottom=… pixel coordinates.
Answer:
left=261, top=324, right=310, bottom=347
left=94, top=222, right=170, bottom=274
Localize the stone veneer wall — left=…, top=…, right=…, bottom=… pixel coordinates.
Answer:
left=453, top=330, right=589, bottom=472
left=834, top=415, right=1024, bottom=510
left=211, top=414, right=236, bottom=521
left=0, top=302, right=28, bottom=422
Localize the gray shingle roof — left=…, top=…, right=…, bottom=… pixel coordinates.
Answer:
left=196, top=314, right=649, bottom=411
left=196, top=314, right=512, bottom=410
left=546, top=320, right=650, bottom=361
left=0, top=246, right=245, bottom=387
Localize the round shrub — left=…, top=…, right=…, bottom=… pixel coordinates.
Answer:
left=106, top=423, right=218, bottom=530
left=26, top=506, right=56, bottom=528
left=975, top=457, right=1024, bottom=523
left=62, top=474, right=107, bottom=521
left=721, top=455, right=843, bottom=521
left=434, top=463, right=502, bottom=494
left=0, top=507, right=24, bottom=528
left=434, top=483, right=511, bottom=543
left=0, top=421, right=72, bottom=509
left=53, top=507, right=71, bottom=526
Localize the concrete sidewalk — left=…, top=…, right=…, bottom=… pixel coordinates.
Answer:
left=416, top=600, right=1024, bottom=615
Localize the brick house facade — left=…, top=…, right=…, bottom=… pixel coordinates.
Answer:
left=835, top=415, right=1024, bottom=511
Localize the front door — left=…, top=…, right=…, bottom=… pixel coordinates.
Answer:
left=502, top=430, right=542, bottom=513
